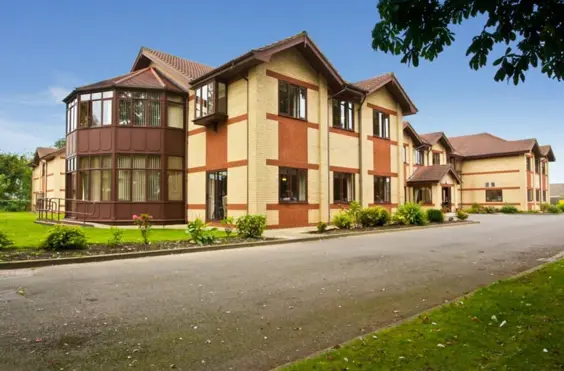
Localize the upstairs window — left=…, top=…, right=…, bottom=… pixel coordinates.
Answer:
left=279, top=81, right=306, bottom=120
left=374, top=176, right=391, bottom=204
left=66, top=98, right=77, bottom=133
left=527, top=189, right=533, bottom=202
left=167, top=95, right=184, bottom=129
left=194, top=81, right=227, bottom=119
left=403, top=146, right=408, bottom=164
left=332, top=100, right=354, bottom=131
left=333, top=172, right=354, bottom=203
left=118, top=91, right=162, bottom=127
left=279, top=167, right=307, bottom=202
left=80, top=91, right=114, bottom=128
left=414, top=149, right=425, bottom=165
left=433, top=152, right=441, bottom=165
left=526, top=157, right=531, bottom=171
left=535, top=158, right=540, bottom=173
left=373, top=110, right=390, bottom=139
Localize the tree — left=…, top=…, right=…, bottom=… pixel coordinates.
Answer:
left=372, top=0, right=564, bottom=85
left=0, top=153, right=32, bottom=210
left=54, top=138, right=66, bottom=149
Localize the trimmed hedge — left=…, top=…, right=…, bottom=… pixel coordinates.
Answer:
left=500, top=204, right=519, bottom=214
left=235, top=214, right=266, bottom=238
left=426, top=209, right=445, bottom=223
left=358, top=206, right=391, bottom=227
left=42, top=226, right=87, bottom=250
left=392, top=203, right=427, bottom=226
left=332, top=212, right=353, bottom=229
left=456, top=209, right=469, bottom=221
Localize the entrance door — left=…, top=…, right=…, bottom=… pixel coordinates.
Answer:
left=206, top=170, right=227, bottom=221
left=441, top=186, right=451, bottom=212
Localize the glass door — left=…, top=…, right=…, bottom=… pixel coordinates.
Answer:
left=206, top=170, right=227, bottom=221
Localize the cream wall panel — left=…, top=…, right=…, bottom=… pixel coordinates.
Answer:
left=227, top=210, right=247, bottom=220
left=365, top=87, right=396, bottom=113
left=227, top=78, right=247, bottom=117
left=391, top=177, right=399, bottom=204
left=227, top=166, right=247, bottom=204
left=461, top=156, right=524, bottom=173
left=265, top=118, right=279, bottom=160
left=264, top=165, right=279, bottom=204
left=308, top=127, right=320, bottom=165
left=329, top=134, right=359, bottom=169
left=308, top=169, right=320, bottom=204
left=462, top=173, right=523, bottom=189
left=308, top=209, right=320, bottom=224
left=187, top=133, right=206, bottom=168
left=462, top=189, right=523, bottom=206
left=266, top=210, right=279, bottom=226
left=187, top=172, right=206, bottom=204
left=228, top=121, right=247, bottom=162
left=187, top=210, right=206, bottom=222
left=187, top=92, right=197, bottom=132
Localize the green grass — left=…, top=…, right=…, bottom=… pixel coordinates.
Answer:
left=0, top=212, right=227, bottom=248
left=284, top=259, right=564, bottom=370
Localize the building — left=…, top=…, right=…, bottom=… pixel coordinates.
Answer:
left=60, top=31, right=555, bottom=226
left=31, top=147, right=66, bottom=211
left=550, top=184, right=564, bottom=205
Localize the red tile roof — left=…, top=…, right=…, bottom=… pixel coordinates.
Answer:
left=449, top=133, right=538, bottom=159
left=407, top=165, right=461, bottom=184
left=419, top=132, right=444, bottom=146
left=141, top=47, right=214, bottom=81
left=352, top=73, right=393, bottom=91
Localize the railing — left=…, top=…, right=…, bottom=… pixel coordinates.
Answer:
left=36, top=197, right=96, bottom=225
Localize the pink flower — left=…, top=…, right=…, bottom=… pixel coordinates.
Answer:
left=132, top=214, right=138, bottom=219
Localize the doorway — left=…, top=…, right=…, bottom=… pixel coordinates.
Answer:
left=441, top=186, right=452, bottom=212
left=206, top=170, right=227, bottom=221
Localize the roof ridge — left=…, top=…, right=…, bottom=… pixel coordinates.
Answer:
left=142, top=46, right=214, bottom=70
left=114, top=67, right=150, bottom=84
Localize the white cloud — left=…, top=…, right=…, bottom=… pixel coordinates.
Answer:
left=0, top=115, right=63, bottom=154
left=0, top=85, right=70, bottom=107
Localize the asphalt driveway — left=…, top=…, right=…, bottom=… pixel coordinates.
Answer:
left=1, top=214, right=563, bottom=370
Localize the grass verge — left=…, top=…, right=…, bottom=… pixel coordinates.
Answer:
left=283, top=258, right=564, bottom=370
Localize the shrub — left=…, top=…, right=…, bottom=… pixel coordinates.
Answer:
left=332, top=212, right=353, bottom=229
left=186, top=218, right=217, bottom=245
left=42, top=226, right=87, bottom=250
left=558, top=204, right=564, bottom=213
left=107, top=227, right=124, bottom=248
left=483, top=206, right=498, bottom=214
left=392, top=203, right=427, bottom=226
left=546, top=205, right=561, bottom=214
left=358, top=206, right=391, bottom=227
left=469, top=203, right=482, bottom=213
left=500, top=204, right=519, bottom=214
left=235, top=214, right=266, bottom=239
left=456, top=209, right=469, bottom=221
left=426, top=209, right=445, bottom=223
left=316, top=221, right=328, bottom=233
left=133, top=213, right=152, bottom=245
left=220, top=216, right=235, bottom=238
left=0, top=230, right=14, bottom=249
left=346, top=201, right=363, bottom=227
left=540, top=203, right=551, bottom=212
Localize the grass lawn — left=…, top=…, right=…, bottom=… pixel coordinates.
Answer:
left=0, top=212, right=226, bottom=248
left=284, top=259, right=564, bottom=370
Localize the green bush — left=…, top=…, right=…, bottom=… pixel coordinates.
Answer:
left=42, top=226, right=87, bottom=250
left=358, top=206, right=391, bottom=227
left=186, top=218, right=217, bottom=245
left=332, top=212, right=353, bottom=229
left=469, top=203, right=482, bottom=213
left=500, top=204, right=519, bottom=214
left=316, top=221, right=328, bottom=233
left=456, top=209, right=469, bottom=221
left=546, top=205, right=562, bottom=214
left=426, top=208, right=445, bottom=223
left=392, top=203, right=427, bottom=226
left=558, top=204, right=564, bottom=213
left=483, top=206, right=498, bottom=214
left=540, top=203, right=551, bottom=212
left=235, top=214, right=266, bottom=238
left=107, top=227, right=124, bottom=248
left=0, top=230, right=14, bottom=249
left=346, top=201, right=362, bottom=226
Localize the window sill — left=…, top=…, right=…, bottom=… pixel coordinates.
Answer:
left=278, top=201, right=308, bottom=204
left=368, top=135, right=391, bottom=141
left=331, top=126, right=355, bottom=132
left=193, top=112, right=228, bottom=127
left=278, top=112, right=308, bottom=122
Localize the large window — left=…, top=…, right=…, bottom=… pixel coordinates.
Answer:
left=536, top=189, right=541, bottom=202
left=167, top=95, right=184, bottom=128
left=332, top=100, right=354, bottom=130
left=279, top=81, right=306, bottom=120
left=433, top=152, right=441, bottom=165
left=486, top=189, right=503, bottom=202
left=79, top=91, right=113, bottom=128
left=373, top=110, right=390, bottom=139
left=66, top=98, right=77, bottom=133
left=334, top=172, right=354, bottom=203
left=78, top=156, right=111, bottom=201
left=414, top=187, right=432, bottom=204
left=403, top=146, right=408, bottom=164
left=374, top=176, right=391, bottom=204
left=535, top=158, right=540, bottom=173
left=527, top=189, right=533, bottom=202
left=279, top=167, right=307, bottom=202
left=414, top=149, right=425, bottom=165
left=117, top=155, right=160, bottom=201
left=194, top=81, right=227, bottom=119
left=543, top=190, right=547, bottom=202
left=167, top=156, right=183, bottom=201
left=118, top=91, right=162, bottom=127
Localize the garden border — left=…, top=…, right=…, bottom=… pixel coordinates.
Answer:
left=0, top=220, right=479, bottom=270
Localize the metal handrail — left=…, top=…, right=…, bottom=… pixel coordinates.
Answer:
left=36, top=197, right=97, bottom=225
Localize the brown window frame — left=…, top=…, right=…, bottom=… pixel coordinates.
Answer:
left=535, top=189, right=541, bottom=202
left=526, top=157, right=531, bottom=171
left=373, top=110, right=390, bottom=139
left=527, top=189, right=533, bottom=202
left=278, top=80, right=307, bottom=120
left=79, top=91, right=114, bottom=128
left=194, top=80, right=227, bottom=120
left=117, top=91, right=163, bottom=127
left=279, top=167, right=308, bottom=203
left=167, top=156, right=184, bottom=201
left=332, top=100, right=354, bottom=131
left=414, top=187, right=432, bottom=204
left=77, top=155, right=112, bottom=202
left=333, top=172, right=355, bottom=203
left=433, top=152, right=441, bottom=165
left=414, top=149, right=425, bottom=165
left=116, top=154, right=161, bottom=202
left=485, top=189, right=503, bottom=202
left=66, top=98, right=78, bottom=134
left=374, top=176, right=391, bottom=204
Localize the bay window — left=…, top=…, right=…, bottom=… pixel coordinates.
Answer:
left=279, top=167, right=307, bottom=202
left=66, top=98, right=77, bottom=133
left=374, top=176, right=391, bottom=203
left=334, top=172, right=354, bottom=203
left=167, top=95, right=184, bottom=128
left=194, top=81, right=227, bottom=120
left=79, top=91, right=113, bottom=127
left=279, top=81, right=306, bottom=120
left=117, top=155, right=161, bottom=201
left=167, top=156, right=183, bottom=201
left=414, top=187, right=432, bottom=204
left=78, top=156, right=111, bottom=201
left=332, top=100, right=354, bottom=130
left=118, top=91, right=162, bottom=127
left=373, top=110, right=389, bottom=139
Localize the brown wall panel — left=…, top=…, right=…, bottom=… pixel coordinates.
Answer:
left=116, top=128, right=131, bottom=151
left=206, top=125, right=228, bottom=170
left=278, top=205, right=309, bottom=228
left=372, top=137, right=392, bottom=175
left=165, top=129, right=186, bottom=156
left=278, top=116, right=308, bottom=166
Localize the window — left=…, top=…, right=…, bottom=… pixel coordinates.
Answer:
left=279, top=80, right=306, bottom=120
left=167, top=95, right=184, bottom=128
left=195, top=81, right=227, bottom=119
left=536, top=189, right=540, bottom=202
left=403, top=146, right=408, bottom=164
left=333, top=173, right=354, bottom=203
left=433, top=152, right=441, bottom=165
left=66, top=98, right=77, bottom=133
left=526, top=157, right=531, bottom=171
left=79, top=91, right=113, bottom=128
left=543, top=190, right=547, bottom=202
left=374, top=176, right=391, bottom=204
left=535, top=158, right=540, bottom=173
left=527, top=189, right=533, bottom=202
left=279, top=167, right=307, bottom=202
left=486, top=189, right=503, bottom=202
left=332, top=100, right=354, bottom=130
left=167, top=156, right=183, bottom=201
left=118, top=91, right=162, bottom=127
left=373, top=110, right=390, bottom=139
left=414, top=187, right=432, bottom=204
left=78, top=156, right=111, bottom=201
left=117, top=155, right=160, bottom=201
left=414, top=149, right=425, bottom=165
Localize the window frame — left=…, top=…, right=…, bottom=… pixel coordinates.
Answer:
left=278, top=80, right=307, bottom=120
left=527, top=189, right=533, bottom=202
left=167, top=156, right=184, bottom=201
left=414, top=186, right=432, bottom=204
left=372, top=109, right=390, bottom=139
left=432, top=152, right=441, bottom=165
left=535, top=189, right=541, bottom=202
left=485, top=189, right=503, bottom=202
left=278, top=167, right=308, bottom=203
left=414, top=149, right=425, bottom=165
left=332, top=99, right=354, bottom=131
left=116, top=154, right=161, bottom=202
left=194, top=80, right=227, bottom=120
left=77, top=155, right=112, bottom=202
left=373, top=176, right=391, bottom=204
left=333, top=172, right=355, bottom=203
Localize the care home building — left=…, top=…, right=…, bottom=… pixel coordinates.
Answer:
left=59, top=31, right=555, bottom=227
left=31, top=147, right=66, bottom=211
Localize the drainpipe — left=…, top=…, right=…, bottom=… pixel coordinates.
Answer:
left=357, top=94, right=367, bottom=207
left=241, top=74, right=249, bottom=216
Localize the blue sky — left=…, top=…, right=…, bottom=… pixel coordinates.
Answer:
left=0, top=1, right=562, bottom=181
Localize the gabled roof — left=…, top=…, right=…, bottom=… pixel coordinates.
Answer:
left=448, top=133, right=550, bottom=160
left=407, top=165, right=461, bottom=185
left=402, top=121, right=424, bottom=147
left=64, top=68, right=184, bottom=102
left=352, top=73, right=418, bottom=116
left=540, top=145, right=556, bottom=161
left=420, top=131, right=454, bottom=153
left=31, top=147, right=64, bottom=167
